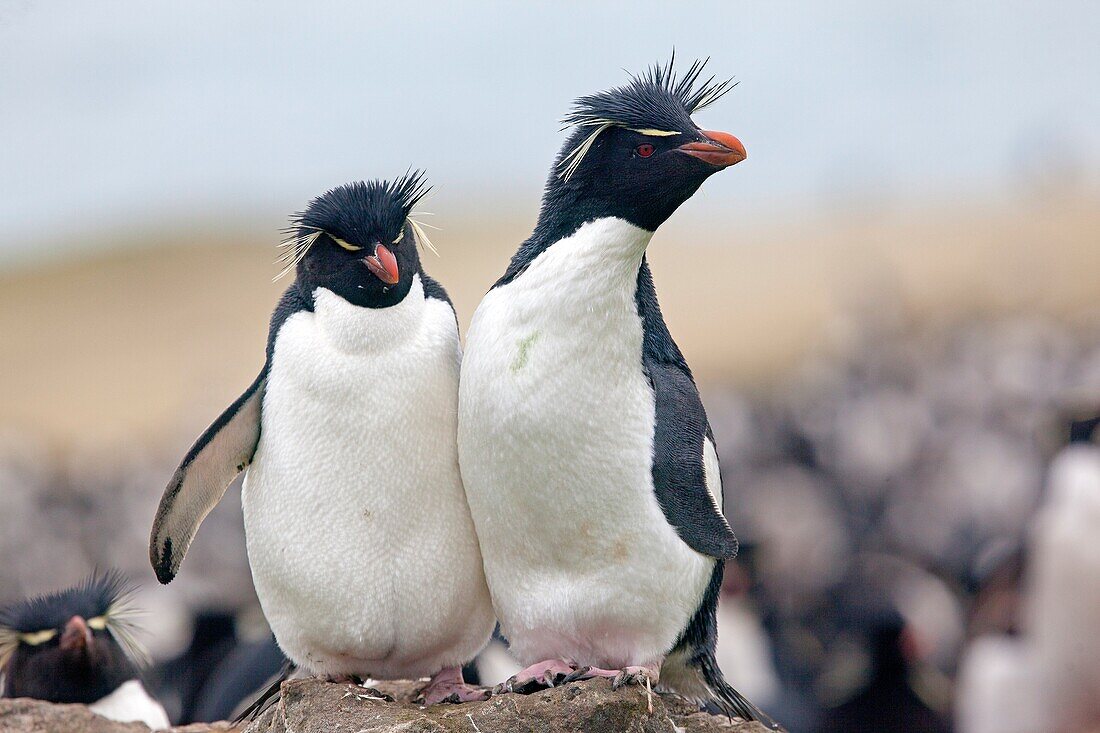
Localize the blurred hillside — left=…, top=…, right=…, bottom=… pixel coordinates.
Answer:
left=1, top=195, right=1097, bottom=451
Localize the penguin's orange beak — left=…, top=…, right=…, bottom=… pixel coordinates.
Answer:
left=364, top=244, right=400, bottom=285
left=677, top=130, right=746, bottom=168
left=60, top=615, right=93, bottom=653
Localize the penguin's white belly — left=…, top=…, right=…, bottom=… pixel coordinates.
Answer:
left=244, top=282, right=494, bottom=679
left=458, top=218, right=713, bottom=669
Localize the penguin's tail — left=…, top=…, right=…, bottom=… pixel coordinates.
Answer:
left=661, top=646, right=783, bottom=730
left=698, top=653, right=782, bottom=730
left=233, top=659, right=296, bottom=724
left=662, top=561, right=784, bottom=730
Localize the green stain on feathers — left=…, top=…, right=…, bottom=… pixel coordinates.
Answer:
left=511, top=332, right=540, bottom=373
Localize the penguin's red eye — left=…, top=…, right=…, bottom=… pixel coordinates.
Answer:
left=635, top=143, right=655, bottom=158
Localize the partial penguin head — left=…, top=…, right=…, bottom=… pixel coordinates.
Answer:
left=546, top=55, right=746, bottom=233
left=0, top=572, right=146, bottom=704
left=278, top=172, right=434, bottom=308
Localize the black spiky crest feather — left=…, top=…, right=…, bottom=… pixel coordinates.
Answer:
left=558, top=53, right=736, bottom=180
left=275, top=171, right=436, bottom=280
left=0, top=571, right=146, bottom=670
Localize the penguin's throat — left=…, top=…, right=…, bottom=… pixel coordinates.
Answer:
left=528, top=217, right=652, bottom=293
left=311, top=276, right=427, bottom=354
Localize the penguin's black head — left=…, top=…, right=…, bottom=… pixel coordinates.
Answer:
left=545, top=55, right=745, bottom=233
left=0, top=572, right=145, bottom=704
left=280, top=172, right=433, bottom=308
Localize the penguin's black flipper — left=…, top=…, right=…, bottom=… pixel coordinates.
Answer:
left=637, top=260, right=738, bottom=560
left=149, top=370, right=265, bottom=584
left=149, top=285, right=311, bottom=584
left=647, top=360, right=738, bottom=559
left=637, top=262, right=776, bottom=725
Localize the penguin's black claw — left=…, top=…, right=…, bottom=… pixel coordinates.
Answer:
left=418, top=666, right=491, bottom=705
left=562, top=666, right=592, bottom=683
left=418, top=684, right=489, bottom=705
left=508, top=672, right=553, bottom=694
left=499, top=659, right=576, bottom=694
left=610, top=665, right=659, bottom=691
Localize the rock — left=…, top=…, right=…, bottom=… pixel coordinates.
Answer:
left=0, top=679, right=772, bottom=732
left=0, top=697, right=238, bottom=733
left=245, top=678, right=771, bottom=733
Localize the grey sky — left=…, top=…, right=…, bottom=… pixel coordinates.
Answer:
left=1, top=0, right=1097, bottom=265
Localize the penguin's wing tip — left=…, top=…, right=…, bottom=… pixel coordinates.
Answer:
left=149, top=535, right=177, bottom=584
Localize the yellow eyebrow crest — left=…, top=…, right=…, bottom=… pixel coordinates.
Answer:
left=20, top=629, right=57, bottom=645
left=87, top=616, right=108, bottom=631
left=330, top=235, right=363, bottom=252
left=629, top=128, right=682, bottom=137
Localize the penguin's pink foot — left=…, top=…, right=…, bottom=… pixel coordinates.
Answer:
left=418, top=666, right=490, bottom=705
left=497, top=658, right=577, bottom=693
left=564, top=662, right=660, bottom=688
left=612, top=663, right=660, bottom=691
left=563, top=663, right=661, bottom=710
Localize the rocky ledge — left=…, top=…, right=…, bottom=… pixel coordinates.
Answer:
left=0, top=678, right=773, bottom=733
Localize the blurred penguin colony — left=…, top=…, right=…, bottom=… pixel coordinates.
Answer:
left=3, top=311, right=1100, bottom=731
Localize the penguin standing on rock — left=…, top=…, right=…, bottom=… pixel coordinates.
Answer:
left=0, top=572, right=170, bottom=729
left=149, top=173, right=495, bottom=704
left=458, top=58, right=775, bottom=725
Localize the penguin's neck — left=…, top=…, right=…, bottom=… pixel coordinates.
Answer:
left=515, top=217, right=653, bottom=300
left=311, top=275, right=426, bottom=354
left=503, top=215, right=686, bottom=369
left=497, top=179, right=659, bottom=288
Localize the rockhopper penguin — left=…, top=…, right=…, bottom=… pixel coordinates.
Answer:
left=149, top=173, right=495, bottom=704
left=0, top=572, right=170, bottom=729
left=457, top=58, right=775, bottom=725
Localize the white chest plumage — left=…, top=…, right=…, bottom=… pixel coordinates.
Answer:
left=243, top=276, right=494, bottom=679
left=458, top=218, right=714, bottom=669
left=88, top=680, right=170, bottom=730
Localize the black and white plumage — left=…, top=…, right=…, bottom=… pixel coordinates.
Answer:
left=149, top=173, right=494, bottom=703
left=458, top=58, right=771, bottom=725
left=0, top=572, right=169, bottom=729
